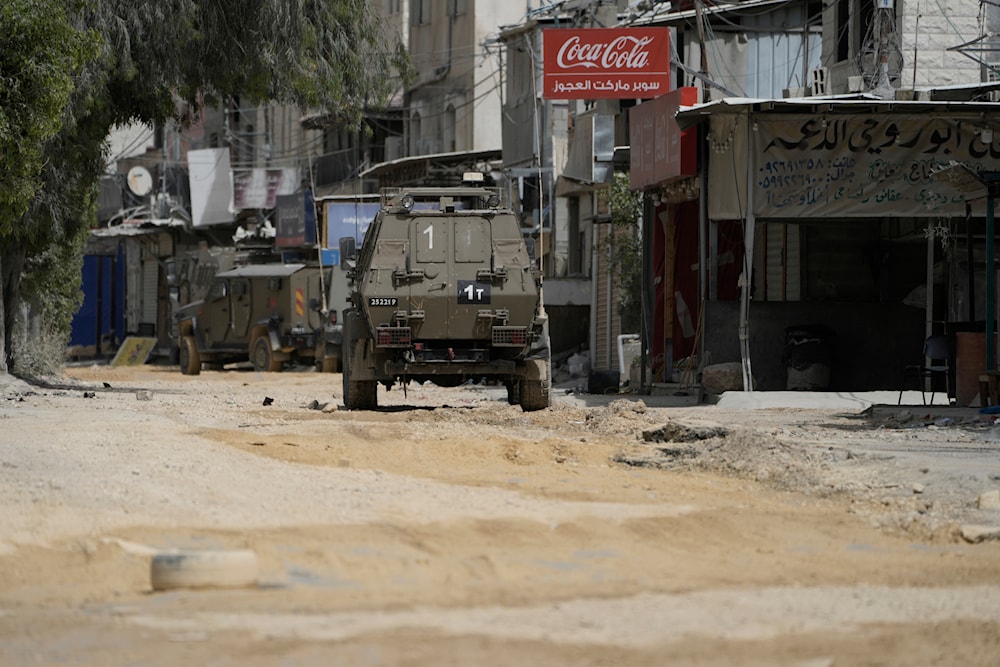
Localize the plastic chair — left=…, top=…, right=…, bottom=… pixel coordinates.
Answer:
left=898, top=334, right=952, bottom=405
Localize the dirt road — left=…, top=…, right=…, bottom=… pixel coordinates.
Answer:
left=1, top=364, right=999, bottom=666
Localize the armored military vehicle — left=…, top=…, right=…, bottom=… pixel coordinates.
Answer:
left=341, top=176, right=551, bottom=411
left=175, top=262, right=340, bottom=374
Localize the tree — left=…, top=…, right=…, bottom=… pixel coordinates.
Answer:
left=0, top=0, right=409, bottom=375
left=0, top=0, right=96, bottom=374
left=605, top=172, right=643, bottom=334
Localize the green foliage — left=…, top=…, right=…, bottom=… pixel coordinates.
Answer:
left=84, top=0, right=412, bottom=126
left=14, top=226, right=87, bottom=378
left=605, top=172, right=643, bottom=334
left=0, top=0, right=97, bottom=235
left=0, top=0, right=410, bottom=373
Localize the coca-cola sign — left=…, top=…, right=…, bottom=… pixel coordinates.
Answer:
left=543, top=28, right=670, bottom=99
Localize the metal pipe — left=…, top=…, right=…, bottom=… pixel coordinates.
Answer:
left=987, top=192, right=996, bottom=371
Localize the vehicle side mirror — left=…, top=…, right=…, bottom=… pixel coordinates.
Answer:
left=339, top=236, right=357, bottom=271
left=524, top=237, right=536, bottom=261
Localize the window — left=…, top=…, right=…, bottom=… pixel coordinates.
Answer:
left=410, top=112, right=422, bottom=155
left=207, top=280, right=227, bottom=302
left=443, top=104, right=456, bottom=152
left=836, top=0, right=849, bottom=62
left=411, top=0, right=430, bottom=24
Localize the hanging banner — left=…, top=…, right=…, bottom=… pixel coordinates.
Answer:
left=324, top=201, right=378, bottom=249
left=231, top=167, right=299, bottom=210
left=753, top=113, right=1000, bottom=218
left=543, top=28, right=670, bottom=100
left=629, top=87, right=700, bottom=189
left=275, top=191, right=316, bottom=248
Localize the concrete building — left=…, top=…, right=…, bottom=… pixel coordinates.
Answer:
left=405, top=1, right=522, bottom=156
left=496, top=0, right=1000, bottom=401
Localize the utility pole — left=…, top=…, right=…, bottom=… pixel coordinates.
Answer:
left=695, top=0, right=711, bottom=102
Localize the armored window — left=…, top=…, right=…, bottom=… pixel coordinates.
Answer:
left=372, top=240, right=408, bottom=269
left=415, top=220, right=447, bottom=263
left=207, top=280, right=227, bottom=301
left=454, top=219, right=488, bottom=263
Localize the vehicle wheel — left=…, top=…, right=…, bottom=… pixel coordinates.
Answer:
left=251, top=336, right=283, bottom=372
left=519, top=379, right=550, bottom=411
left=342, top=340, right=377, bottom=409
left=506, top=381, right=519, bottom=406
left=518, top=359, right=550, bottom=412
left=321, top=352, right=341, bottom=373
left=344, top=379, right=377, bottom=409
left=150, top=549, right=258, bottom=591
left=179, top=336, right=201, bottom=375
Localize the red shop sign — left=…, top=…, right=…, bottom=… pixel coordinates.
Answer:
left=542, top=27, right=670, bottom=99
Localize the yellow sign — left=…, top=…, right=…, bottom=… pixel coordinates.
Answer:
left=111, top=337, right=157, bottom=366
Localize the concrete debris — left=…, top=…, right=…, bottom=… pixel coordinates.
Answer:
left=977, top=490, right=1000, bottom=511
left=700, top=362, right=745, bottom=394
left=642, top=418, right=728, bottom=443
left=960, top=524, right=1000, bottom=543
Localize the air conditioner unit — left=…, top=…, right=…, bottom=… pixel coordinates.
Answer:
left=811, top=67, right=829, bottom=96
left=384, top=137, right=404, bottom=162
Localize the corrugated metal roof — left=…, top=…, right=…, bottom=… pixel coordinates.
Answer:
left=631, top=0, right=801, bottom=28
left=359, top=149, right=502, bottom=179
left=215, top=263, right=307, bottom=279
left=90, top=219, right=186, bottom=238
left=675, top=94, right=1000, bottom=128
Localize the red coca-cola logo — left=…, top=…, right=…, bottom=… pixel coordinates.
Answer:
left=543, top=28, right=670, bottom=99
left=555, top=35, right=654, bottom=70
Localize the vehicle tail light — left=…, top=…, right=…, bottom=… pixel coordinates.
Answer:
left=492, top=326, right=528, bottom=347
left=376, top=326, right=411, bottom=347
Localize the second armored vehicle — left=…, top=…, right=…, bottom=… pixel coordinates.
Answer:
left=341, top=177, right=551, bottom=411
left=175, top=263, right=340, bottom=374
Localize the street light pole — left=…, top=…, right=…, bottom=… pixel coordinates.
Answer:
left=988, top=191, right=996, bottom=371
left=984, top=175, right=1000, bottom=372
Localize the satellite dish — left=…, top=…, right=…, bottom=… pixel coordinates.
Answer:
left=126, top=166, right=153, bottom=196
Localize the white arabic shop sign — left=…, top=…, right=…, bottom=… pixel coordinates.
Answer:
left=754, top=113, right=1000, bottom=218
left=543, top=28, right=670, bottom=100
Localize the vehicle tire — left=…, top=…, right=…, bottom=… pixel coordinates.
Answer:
left=519, top=379, right=550, bottom=411
left=150, top=549, right=258, bottom=591
left=179, top=336, right=201, bottom=375
left=518, top=359, right=551, bottom=411
left=321, top=351, right=341, bottom=373
left=251, top=335, right=283, bottom=373
left=506, top=380, right=519, bottom=406
left=342, top=339, right=377, bottom=410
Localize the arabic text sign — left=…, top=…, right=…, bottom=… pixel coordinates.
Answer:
left=754, top=114, right=1000, bottom=218
left=543, top=28, right=670, bottom=100
left=324, top=201, right=378, bottom=256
